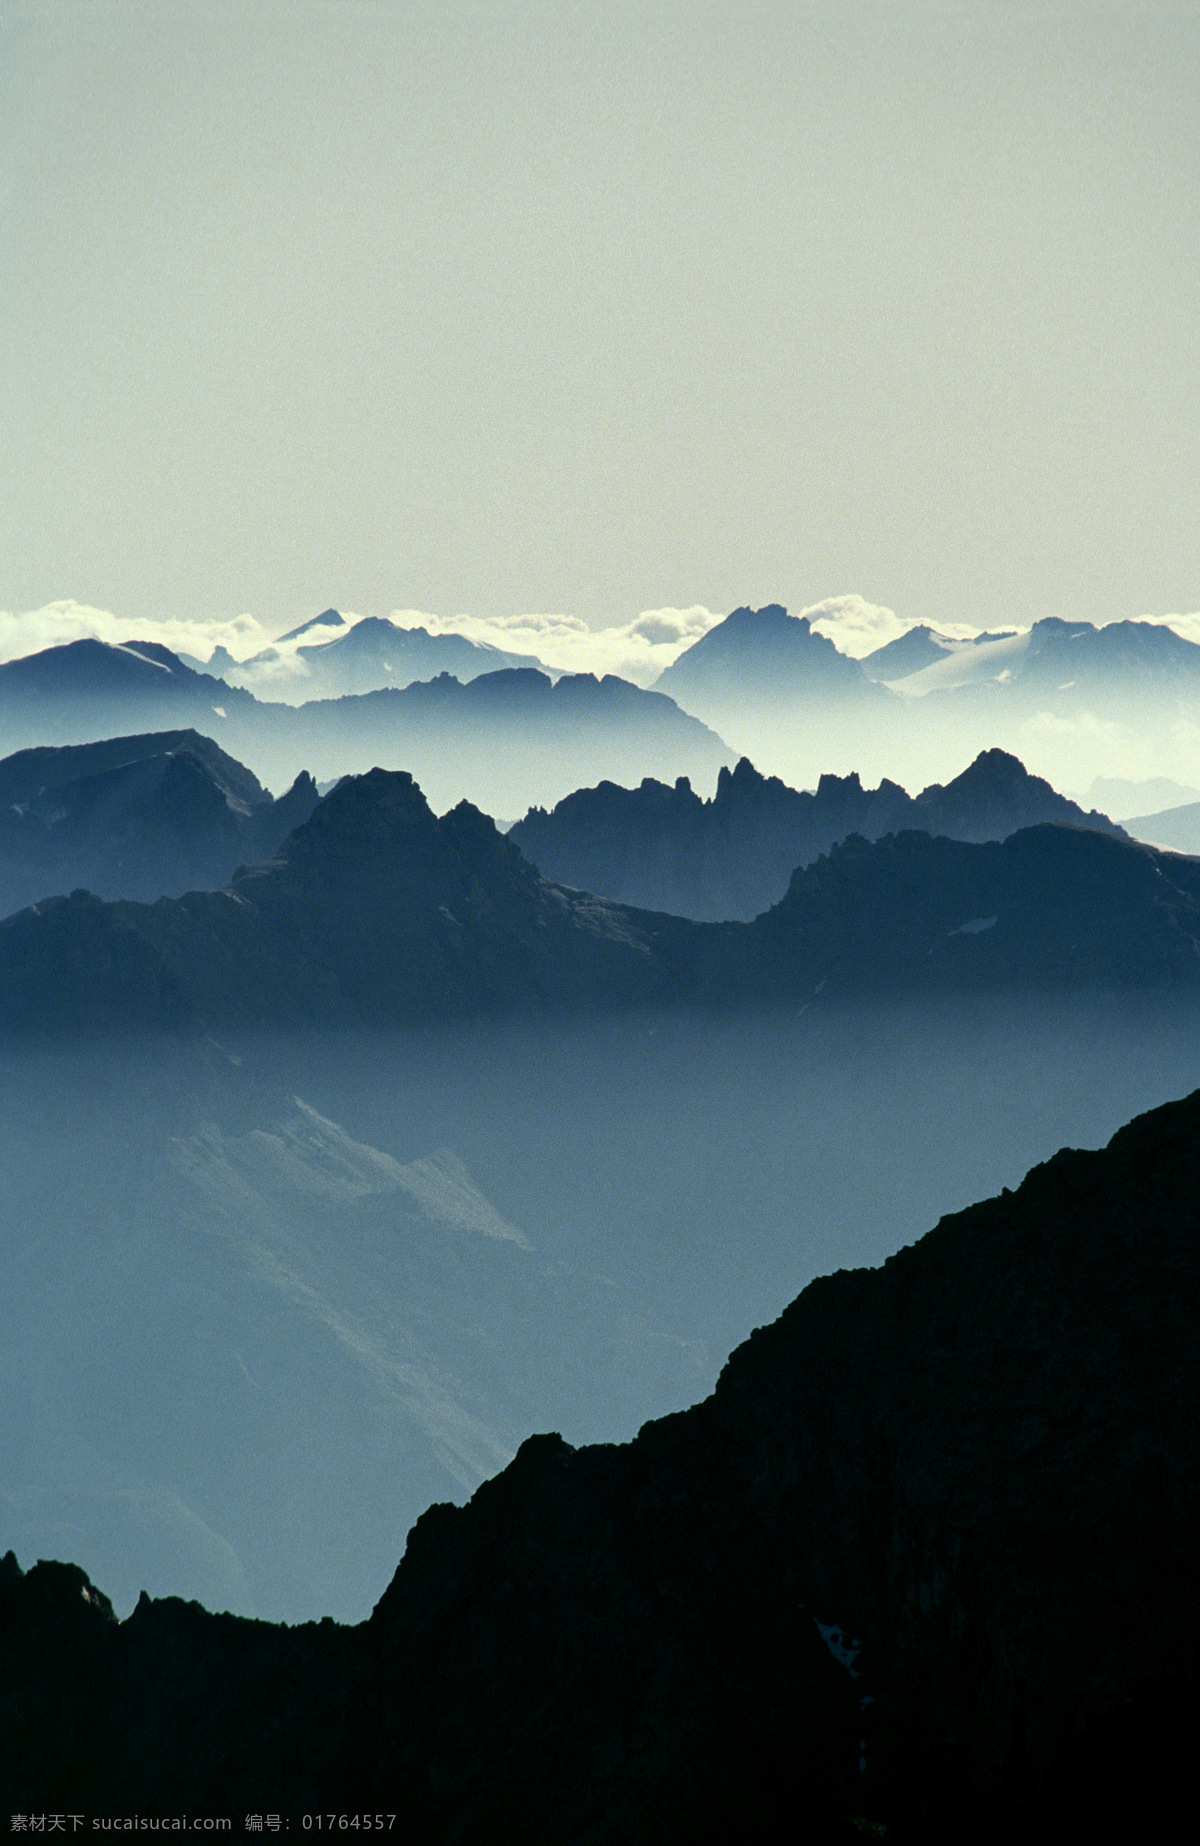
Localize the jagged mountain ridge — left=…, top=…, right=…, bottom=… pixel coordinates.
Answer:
left=510, top=748, right=1124, bottom=920
left=2, top=767, right=1199, bottom=1033
left=0, top=770, right=706, bottom=1032
left=4, top=1083, right=1198, bottom=1836
left=0, top=730, right=319, bottom=916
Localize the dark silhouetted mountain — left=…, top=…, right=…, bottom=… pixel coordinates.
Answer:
left=510, top=749, right=1124, bottom=920
left=1, top=768, right=1197, bottom=1034
left=909, top=746, right=1121, bottom=843
left=0, top=770, right=708, bottom=1033
left=0, top=732, right=319, bottom=917
left=4, top=1083, right=1199, bottom=1839
left=756, top=821, right=1200, bottom=996
left=0, top=640, right=732, bottom=816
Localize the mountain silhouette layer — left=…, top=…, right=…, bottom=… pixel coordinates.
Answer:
left=4, top=1083, right=1198, bottom=1837
left=0, top=640, right=733, bottom=814
left=0, top=730, right=318, bottom=917
left=1, top=767, right=1198, bottom=1034
left=510, top=748, right=1124, bottom=920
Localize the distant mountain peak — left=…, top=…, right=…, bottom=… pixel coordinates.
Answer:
left=276, top=608, right=348, bottom=644
left=656, top=602, right=880, bottom=712
left=725, top=601, right=797, bottom=630
left=861, top=624, right=960, bottom=682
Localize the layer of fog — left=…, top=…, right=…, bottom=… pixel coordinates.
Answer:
left=3, top=993, right=1198, bottom=1627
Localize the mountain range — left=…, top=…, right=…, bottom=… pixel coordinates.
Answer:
left=3, top=765, right=1199, bottom=1034
left=0, top=638, right=732, bottom=814
left=873, top=614, right=1200, bottom=708
left=5, top=1079, right=1197, bottom=1836
left=652, top=604, right=1200, bottom=795
left=0, top=730, right=318, bottom=917
left=510, top=748, right=1124, bottom=920
left=188, top=610, right=549, bottom=703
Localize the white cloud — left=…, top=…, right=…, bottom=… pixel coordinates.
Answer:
left=0, top=600, right=272, bottom=666
left=0, top=599, right=723, bottom=687
left=1133, top=610, right=1200, bottom=647
left=802, top=594, right=986, bottom=658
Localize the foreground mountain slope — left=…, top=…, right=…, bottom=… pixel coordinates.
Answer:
left=510, top=748, right=1123, bottom=920
left=4, top=1083, right=1198, bottom=1836
left=2, top=768, right=1199, bottom=1032
left=0, top=731, right=318, bottom=915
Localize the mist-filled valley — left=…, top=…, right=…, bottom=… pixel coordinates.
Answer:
left=4, top=992, right=1198, bottom=1631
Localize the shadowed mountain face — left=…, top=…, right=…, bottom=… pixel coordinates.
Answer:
left=0, top=732, right=318, bottom=917
left=0, top=770, right=708, bottom=1033
left=0, top=637, right=257, bottom=730
left=0, top=641, right=732, bottom=815
left=4, top=1082, right=1198, bottom=1838
left=1, top=767, right=1198, bottom=1034
left=510, top=749, right=1124, bottom=920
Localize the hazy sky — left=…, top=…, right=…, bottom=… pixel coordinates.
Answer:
left=3, top=1, right=1198, bottom=638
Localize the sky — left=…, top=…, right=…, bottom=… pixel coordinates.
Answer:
left=3, top=1, right=1199, bottom=648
